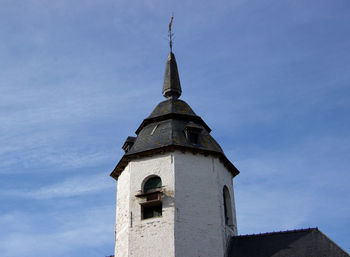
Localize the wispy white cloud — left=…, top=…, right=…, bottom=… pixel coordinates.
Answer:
left=233, top=134, right=350, bottom=234
left=0, top=67, right=153, bottom=173
left=0, top=145, right=117, bottom=174
left=3, top=173, right=114, bottom=199
left=31, top=175, right=114, bottom=199
left=0, top=206, right=115, bottom=257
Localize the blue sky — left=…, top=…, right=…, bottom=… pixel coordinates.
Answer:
left=0, top=0, right=349, bottom=256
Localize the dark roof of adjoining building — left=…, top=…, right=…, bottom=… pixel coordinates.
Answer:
left=110, top=52, right=240, bottom=180
left=227, top=228, right=349, bottom=257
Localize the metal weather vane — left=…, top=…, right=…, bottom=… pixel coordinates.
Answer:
left=168, top=14, right=174, bottom=52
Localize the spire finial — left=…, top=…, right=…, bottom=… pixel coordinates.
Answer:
left=168, top=13, right=174, bottom=52
left=163, top=14, right=181, bottom=99
left=162, top=52, right=182, bottom=99
left=162, top=16, right=182, bottom=99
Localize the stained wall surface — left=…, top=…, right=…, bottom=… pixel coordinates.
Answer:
left=115, top=151, right=237, bottom=257
left=115, top=153, right=175, bottom=257
left=173, top=151, right=237, bottom=257
left=115, top=164, right=131, bottom=257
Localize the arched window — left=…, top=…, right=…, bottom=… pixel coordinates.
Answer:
left=139, top=176, right=162, bottom=220
left=223, top=186, right=234, bottom=228
left=143, top=176, right=162, bottom=193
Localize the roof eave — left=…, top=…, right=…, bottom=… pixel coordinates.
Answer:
left=110, top=145, right=239, bottom=180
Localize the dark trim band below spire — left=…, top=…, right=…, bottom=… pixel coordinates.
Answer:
left=162, top=52, right=182, bottom=99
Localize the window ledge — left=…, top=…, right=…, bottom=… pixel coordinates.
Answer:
left=140, top=199, right=162, bottom=207
left=135, top=190, right=162, bottom=198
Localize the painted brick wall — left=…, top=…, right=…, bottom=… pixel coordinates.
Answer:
left=174, top=152, right=237, bottom=257
left=115, top=153, right=175, bottom=257
left=115, top=164, right=131, bottom=257
left=114, top=151, right=237, bottom=257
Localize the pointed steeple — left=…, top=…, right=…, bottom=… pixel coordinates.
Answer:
left=162, top=52, right=182, bottom=99
left=111, top=49, right=240, bottom=180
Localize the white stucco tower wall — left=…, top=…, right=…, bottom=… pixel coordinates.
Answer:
left=115, top=153, right=176, bottom=257
left=114, top=151, right=237, bottom=257
left=174, top=151, right=237, bottom=257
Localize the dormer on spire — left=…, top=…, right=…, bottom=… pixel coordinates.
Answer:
left=162, top=52, right=182, bottom=99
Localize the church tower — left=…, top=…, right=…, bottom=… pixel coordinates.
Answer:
left=110, top=51, right=240, bottom=257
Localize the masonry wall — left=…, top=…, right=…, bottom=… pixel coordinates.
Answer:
left=115, top=151, right=237, bottom=257
left=174, top=151, right=237, bottom=257
left=115, top=164, right=131, bottom=257
left=115, top=153, right=176, bottom=257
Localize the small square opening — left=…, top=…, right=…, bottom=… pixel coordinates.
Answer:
left=188, top=132, right=199, bottom=144
left=185, top=124, right=202, bottom=145
left=142, top=204, right=162, bottom=219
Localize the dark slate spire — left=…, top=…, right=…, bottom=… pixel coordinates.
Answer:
left=110, top=50, right=240, bottom=180
left=162, top=52, right=182, bottom=99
